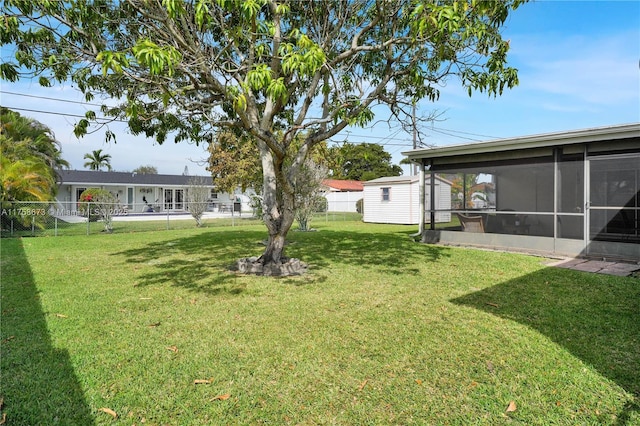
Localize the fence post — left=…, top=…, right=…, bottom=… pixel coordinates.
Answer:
left=87, top=202, right=91, bottom=235
left=31, top=214, right=35, bottom=236
left=55, top=216, right=58, bottom=237
left=166, top=208, right=170, bottom=230
left=10, top=219, right=13, bottom=236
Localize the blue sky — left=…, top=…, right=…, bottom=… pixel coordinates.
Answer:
left=1, top=0, right=639, bottom=175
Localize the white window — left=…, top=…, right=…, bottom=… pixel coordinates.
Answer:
left=381, top=187, right=390, bottom=202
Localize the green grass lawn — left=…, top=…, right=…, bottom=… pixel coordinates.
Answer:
left=1, top=221, right=638, bottom=425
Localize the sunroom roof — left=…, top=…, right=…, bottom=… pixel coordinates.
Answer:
left=403, top=123, right=640, bottom=162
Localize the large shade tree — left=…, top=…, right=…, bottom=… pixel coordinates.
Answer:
left=2, top=0, right=526, bottom=271
left=132, top=165, right=158, bottom=174
left=329, top=143, right=403, bottom=181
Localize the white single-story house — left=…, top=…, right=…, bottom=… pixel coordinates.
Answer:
left=55, top=170, right=252, bottom=213
left=403, top=123, right=640, bottom=261
left=362, top=175, right=452, bottom=225
left=321, top=179, right=364, bottom=213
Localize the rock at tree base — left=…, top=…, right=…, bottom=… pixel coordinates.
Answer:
left=234, top=257, right=309, bottom=276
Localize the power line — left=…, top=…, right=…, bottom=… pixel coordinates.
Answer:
left=427, top=127, right=483, bottom=142
left=327, top=138, right=412, bottom=147
left=1, top=90, right=106, bottom=108
left=430, top=127, right=500, bottom=141
left=3, top=105, right=125, bottom=123
left=3, top=103, right=414, bottom=147
left=2, top=89, right=501, bottom=141
left=428, top=126, right=499, bottom=139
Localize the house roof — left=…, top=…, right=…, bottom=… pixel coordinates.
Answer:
left=403, top=123, right=640, bottom=162
left=57, top=170, right=214, bottom=187
left=322, top=179, right=363, bottom=192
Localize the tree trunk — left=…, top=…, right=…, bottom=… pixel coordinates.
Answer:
left=257, top=146, right=296, bottom=266
left=261, top=231, right=288, bottom=263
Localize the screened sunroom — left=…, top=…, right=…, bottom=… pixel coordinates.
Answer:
left=403, top=123, right=640, bottom=261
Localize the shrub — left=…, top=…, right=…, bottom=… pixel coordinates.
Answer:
left=249, top=195, right=263, bottom=219
left=314, top=195, right=328, bottom=213
left=186, top=178, right=210, bottom=227
left=78, top=188, right=117, bottom=232
left=0, top=202, right=49, bottom=232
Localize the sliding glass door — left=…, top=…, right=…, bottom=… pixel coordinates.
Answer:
left=163, top=188, right=185, bottom=211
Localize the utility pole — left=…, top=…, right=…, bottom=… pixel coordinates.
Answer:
left=412, top=103, right=418, bottom=175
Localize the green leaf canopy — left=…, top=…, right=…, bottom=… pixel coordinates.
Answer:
left=2, top=0, right=527, bottom=265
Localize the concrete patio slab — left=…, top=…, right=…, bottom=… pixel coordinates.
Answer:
left=549, top=258, right=640, bottom=277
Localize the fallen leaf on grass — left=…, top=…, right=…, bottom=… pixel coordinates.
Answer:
left=486, top=361, right=495, bottom=373
left=166, top=346, right=178, bottom=353
left=506, top=401, right=517, bottom=413
left=1, top=336, right=14, bottom=344
left=55, top=313, right=68, bottom=318
left=358, top=379, right=368, bottom=391
left=415, top=379, right=423, bottom=385
left=485, top=302, right=499, bottom=308
left=194, top=378, right=213, bottom=384
left=211, top=394, right=231, bottom=401
left=139, top=297, right=152, bottom=300
left=147, top=322, right=161, bottom=327
left=99, top=407, right=118, bottom=419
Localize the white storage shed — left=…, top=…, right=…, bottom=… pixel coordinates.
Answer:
left=362, top=175, right=451, bottom=225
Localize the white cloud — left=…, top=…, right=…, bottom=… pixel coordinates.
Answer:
left=512, top=31, right=639, bottom=107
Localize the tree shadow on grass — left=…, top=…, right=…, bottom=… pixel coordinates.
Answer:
left=451, top=267, right=640, bottom=424
left=114, top=229, right=268, bottom=294
left=288, top=228, right=448, bottom=274
left=113, top=227, right=449, bottom=292
left=1, top=239, right=94, bottom=424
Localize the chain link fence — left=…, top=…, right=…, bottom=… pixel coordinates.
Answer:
left=1, top=201, right=362, bottom=237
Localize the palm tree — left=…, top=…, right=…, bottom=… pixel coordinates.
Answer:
left=0, top=108, right=66, bottom=203
left=83, top=149, right=112, bottom=171
left=0, top=150, right=56, bottom=203
left=0, top=107, right=70, bottom=171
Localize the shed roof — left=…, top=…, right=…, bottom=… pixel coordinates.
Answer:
left=363, top=175, right=419, bottom=185
left=57, top=170, right=214, bottom=186
left=362, top=174, right=451, bottom=186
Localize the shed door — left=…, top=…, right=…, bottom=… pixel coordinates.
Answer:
left=587, top=153, right=640, bottom=260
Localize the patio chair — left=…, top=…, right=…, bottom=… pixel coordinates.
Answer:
left=500, top=211, right=529, bottom=234
left=456, top=213, right=485, bottom=233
